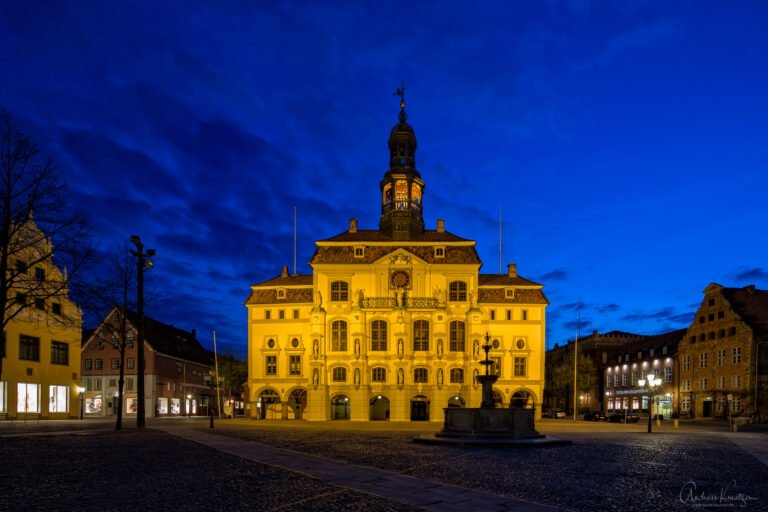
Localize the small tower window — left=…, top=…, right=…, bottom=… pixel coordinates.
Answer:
left=505, top=289, right=515, bottom=299
left=354, top=246, right=365, bottom=258
left=434, top=247, right=445, bottom=258
left=276, top=288, right=286, bottom=299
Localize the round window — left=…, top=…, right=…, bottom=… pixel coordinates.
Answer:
left=492, top=339, right=500, bottom=349
left=291, top=338, right=299, bottom=348
left=516, top=339, right=525, bottom=350
left=267, top=339, right=275, bottom=349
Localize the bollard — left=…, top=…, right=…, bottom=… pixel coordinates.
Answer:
left=674, top=419, right=679, bottom=429
left=656, top=417, right=661, bottom=427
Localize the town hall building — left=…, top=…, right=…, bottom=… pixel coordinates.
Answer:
left=245, top=96, right=548, bottom=422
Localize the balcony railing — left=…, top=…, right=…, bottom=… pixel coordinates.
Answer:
left=359, top=297, right=438, bottom=310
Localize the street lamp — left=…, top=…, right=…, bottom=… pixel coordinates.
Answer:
left=755, top=340, right=768, bottom=421
left=130, top=235, right=155, bottom=430
left=77, top=386, right=85, bottom=420
left=187, top=394, right=192, bottom=419
left=638, top=372, right=662, bottom=433
left=203, top=370, right=222, bottom=429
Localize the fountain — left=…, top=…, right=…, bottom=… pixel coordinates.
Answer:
left=415, top=333, right=570, bottom=446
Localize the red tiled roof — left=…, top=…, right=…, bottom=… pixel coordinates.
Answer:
left=318, top=229, right=472, bottom=243
left=478, top=274, right=542, bottom=287
left=252, top=274, right=313, bottom=287
left=617, top=328, right=687, bottom=354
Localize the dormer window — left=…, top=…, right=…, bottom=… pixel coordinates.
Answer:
left=354, top=246, right=365, bottom=258
left=505, top=288, right=514, bottom=299
left=434, top=246, right=445, bottom=258
left=276, top=288, right=286, bottom=300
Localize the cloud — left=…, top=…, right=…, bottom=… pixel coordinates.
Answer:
left=621, top=307, right=676, bottom=322
left=598, top=303, right=621, bottom=313
left=733, top=267, right=768, bottom=282
left=538, top=269, right=568, bottom=281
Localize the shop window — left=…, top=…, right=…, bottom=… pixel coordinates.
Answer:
left=46, top=385, right=68, bottom=413
left=17, top=382, right=40, bottom=413
left=19, top=335, right=40, bottom=361
left=413, top=320, right=429, bottom=351
left=449, top=321, right=465, bottom=352
left=448, top=281, right=467, bottom=301
left=158, top=397, right=168, bottom=414
left=371, top=320, right=387, bottom=351
left=450, top=368, right=464, bottom=383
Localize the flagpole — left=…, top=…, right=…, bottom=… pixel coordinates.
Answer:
left=573, top=297, right=580, bottom=421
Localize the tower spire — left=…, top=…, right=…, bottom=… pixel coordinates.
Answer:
left=379, top=84, right=425, bottom=240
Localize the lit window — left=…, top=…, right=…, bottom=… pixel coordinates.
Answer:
left=17, top=382, right=40, bottom=413
left=48, top=385, right=69, bottom=413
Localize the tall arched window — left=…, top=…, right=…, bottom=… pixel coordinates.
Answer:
left=331, top=281, right=348, bottom=302
left=371, top=320, right=387, bottom=351
left=331, top=320, right=348, bottom=351
left=449, top=281, right=467, bottom=301
left=450, top=368, right=464, bottom=383
left=449, top=321, right=465, bottom=352
left=413, top=320, right=429, bottom=351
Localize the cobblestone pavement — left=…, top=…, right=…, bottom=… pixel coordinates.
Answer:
left=2, top=419, right=767, bottom=511
left=0, top=429, right=420, bottom=512
left=210, top=425, right=768, bottom=512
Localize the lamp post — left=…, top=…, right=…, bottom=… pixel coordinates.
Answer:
left=187, top=393, right=192, bottom=419
left=754, top=340, right=768, bottom=421
left=130, top=235, right=155, bottom=430
left=638, top=373, right=662, bottom=433
left=203, top=370, right=222, bottom=429
left=77, top=386, right=85, bottom=420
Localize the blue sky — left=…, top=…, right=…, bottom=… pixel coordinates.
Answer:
left=2, top=1, right=767, bottom=354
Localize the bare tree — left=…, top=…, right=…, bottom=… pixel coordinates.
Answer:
left=0, top=109, right=92, bottom=382
left=81, top=244, right=137, bottom=430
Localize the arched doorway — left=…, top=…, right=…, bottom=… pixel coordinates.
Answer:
left=410, top=395, right=430, bottom=421
left=447, top=395, right=465, bottom=408
left=257, top=389, right=280, bottom=419
left=491, top=389, right=504, bottom=408
left=510, top=390, right=534, bottom=409
left=370, top=395, right=390, bottom=420
left=331, top=395, right=350, bottom=420
left=287, top=389, right=307, bottom=419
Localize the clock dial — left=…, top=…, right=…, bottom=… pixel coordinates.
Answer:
left=391, top=270, right=410, bottom=288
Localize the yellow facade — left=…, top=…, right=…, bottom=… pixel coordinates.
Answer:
left=246, top=101, right=547, bottom=422
left=0, top=221, right=82, bottom=419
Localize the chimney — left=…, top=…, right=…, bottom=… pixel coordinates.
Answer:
left=745, top=284, right=756, bottom=294
left=508, top=263, right=517, bottom=278
left=281, top=265, right=289, bottom=278
left=349, top=218, right=357, bottom=233
left=437, top=219, right=445, bottom=233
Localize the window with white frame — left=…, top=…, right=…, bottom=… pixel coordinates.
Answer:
left=49, top=385, right=69, bottom=413
left=717, top=376, right=725, bottom=389
left=681, top=379, right=690, bottom=391
left=606, top=374, right=612, bottom=387
left=699, top=352, right=708, bottom=368
left=732, top=375, right=741, bottom=388
left=699, top=378, right=708, bottom=390
left=682, top=355, right=690, bottom=371
left=17, top=382, right=40, bottom=413
left=717, top=349, right=725, bottom=366
left=681, top=397, right=691, bottom=411
left=664, top=367, right=672, bottom=383
left=733, top=347, right=742, bottom=364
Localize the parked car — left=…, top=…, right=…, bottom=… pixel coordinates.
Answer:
left=608, top=411, right=640, bottom=423
left=583, top=410, right=606, bottom=421
left=543, top=408, right=567, bottom=419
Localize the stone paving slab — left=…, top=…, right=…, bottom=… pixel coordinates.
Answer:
left=166, top=428, right=564, bottom=512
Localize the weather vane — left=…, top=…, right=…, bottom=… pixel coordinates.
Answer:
left=392, top=81, right=407, bottom=109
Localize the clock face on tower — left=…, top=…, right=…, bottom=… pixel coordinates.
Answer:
left=390, top=270, right=410, bottom=289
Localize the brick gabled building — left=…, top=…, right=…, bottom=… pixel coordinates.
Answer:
left=81, top=308, right=213, bottom=418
